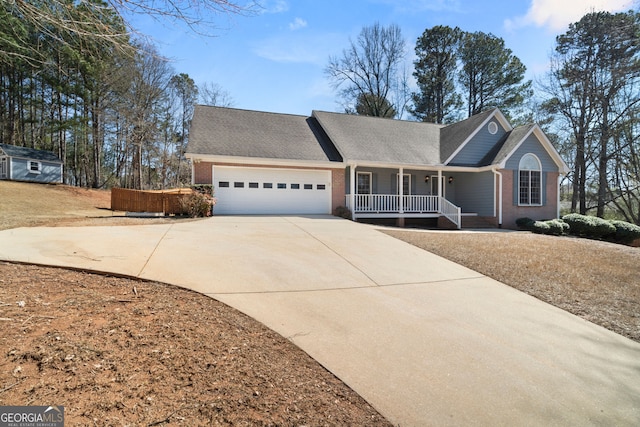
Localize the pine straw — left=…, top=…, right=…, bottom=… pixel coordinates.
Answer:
left=383, top=230, right=640, bottom=343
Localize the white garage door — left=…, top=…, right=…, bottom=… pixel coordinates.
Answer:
left=213, top=166, right=332, bottom=214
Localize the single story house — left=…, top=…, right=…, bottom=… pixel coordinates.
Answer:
left=0, top=143, right=63, bottom=184
left=186, top=105, right=569, bottom=229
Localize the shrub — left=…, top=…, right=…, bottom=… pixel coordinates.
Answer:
left=531, top=221, right=550, bottom=234
left=516, top=217, right=535, bottom=230
left=562, top=213, right=615, bottom=239
left=609, top=220, right=640, bottom=244
left=180, top=192, right=215, bottom=217
left=191, top=184, right=214, bottom=196
left=334, top=206, right=352, bottom=219
left=545, top=219, right=567, bottom=236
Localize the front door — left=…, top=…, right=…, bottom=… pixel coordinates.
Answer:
left=397, top=173, right=411, bottom=211
left=431, top=176, right=445, bottom=197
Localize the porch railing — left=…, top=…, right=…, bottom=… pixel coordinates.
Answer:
left=439, top=197, right=462, bottom=229
left=346, top=194, right=461, bottom=229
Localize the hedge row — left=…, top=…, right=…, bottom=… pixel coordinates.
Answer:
left=516, top=214, right=640, bottom=245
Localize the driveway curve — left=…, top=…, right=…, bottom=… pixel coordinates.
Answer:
left=1, top=215, right=639, bottom=426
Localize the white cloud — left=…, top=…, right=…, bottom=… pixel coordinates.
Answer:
left=505, top=0, right=632, bottom=32
left=257, top=0, right=289, bottom=14
left=289, top=17, right=308, bottom=31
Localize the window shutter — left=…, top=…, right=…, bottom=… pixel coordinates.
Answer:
left=513, top=170, right=519, bottom=206
left=542, top=172, right=547, bottom=205
left=372, top=173, right=378, bottom=193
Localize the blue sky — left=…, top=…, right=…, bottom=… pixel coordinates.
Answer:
left=130, top=0, right=633, bottom=116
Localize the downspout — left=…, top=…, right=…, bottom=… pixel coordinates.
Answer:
left=492, top=168, right=503, bottom=228
left=557, top=174, right=562, bottom=219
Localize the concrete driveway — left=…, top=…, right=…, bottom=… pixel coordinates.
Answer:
left=1, top=215, right=639, bottom=426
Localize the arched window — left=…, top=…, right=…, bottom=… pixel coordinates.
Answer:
left=519, top=154, right=542, bottom=205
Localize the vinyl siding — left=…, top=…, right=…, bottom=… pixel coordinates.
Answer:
left=10, top=158, right=63, bottom=183
left=504, top=134, right=558, bottom=172
left=451, top=171, right=495, bottom=216
left=449, top=120, right=507, bottom=166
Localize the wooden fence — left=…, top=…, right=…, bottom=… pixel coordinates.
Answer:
left=111, top=188, right=193, bottom=215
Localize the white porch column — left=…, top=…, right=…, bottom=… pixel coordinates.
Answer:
left=437, top=169, right=443, bottom=212
left=349, top=164, right=356, bottom=219
left=399, top=167, right=404, bottom=214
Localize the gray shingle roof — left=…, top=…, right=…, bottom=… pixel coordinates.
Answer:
left=481, top=124, right=536, bottom=166
left=0, top=143, right=62, bottom=163
left=187, top=106, right=547, bottom=169
left=186, top=105, right=342, bottom=162
left=312, top=111, right=443, bottom=166
left=440, top=108, right=497, bottom=163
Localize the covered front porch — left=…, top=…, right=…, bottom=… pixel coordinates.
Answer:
left=346, top=194, right=462, bottom=228
left=344, top=165, right=500, bottom=229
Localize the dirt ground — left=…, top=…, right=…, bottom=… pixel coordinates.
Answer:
left=0, top=182, right=390, bottom=426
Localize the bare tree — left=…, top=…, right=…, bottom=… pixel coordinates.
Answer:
left=1, top=0, right=255, bottom=66
left=326, top=22, right=408, bottom=118
left=198, top=82, right=234, bottom=107
left=540, top=11, right=640, bottom=218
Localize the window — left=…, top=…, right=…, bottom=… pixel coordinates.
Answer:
left=304, top=184, right=313, bottom=190
left=357, top=172, right=371, bottom=194
left=317, top=184, right=326, bottom=190
left=263, top=183, right=273, bottom=189
left=28, top=161, right=41, bottom=174
left=234, top=182, right=244, bottom=188
left=249, top=182, right=259, bottom=188
left=396, top=174, right=411, bottom=195
left=219, top=181, right=229, bottom=188
left=519, top=154, right=542, bottom=205
left=291, top=183, right=300, bottom=189
left=277, top=183, right=286, bottom=189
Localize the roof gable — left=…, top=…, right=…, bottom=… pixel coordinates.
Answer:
left=0, top=143, right=62, bottom=163
left=494, top=125, right=569, bottom=173
left=313, top=110, right=443, bottom=166
left=186, top=105, right=342, bottom=163
left=440, top=109, right=512, bottom=164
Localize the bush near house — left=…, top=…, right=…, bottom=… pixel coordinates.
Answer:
left=334, top=206, right=352, bottom=219
left=609, top=220, right=640, bottom=245
left=516, top=213, right=640, bottom=246
left=515, top=217, right=535, bottom=230
left=180, top=186, right=216, bottom=217
left=562, top=213, right=616, bottom=239
left=517, top=217, right=568, bottom=236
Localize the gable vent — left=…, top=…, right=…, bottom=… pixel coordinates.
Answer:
left=488, top=121, right=498, bottom=135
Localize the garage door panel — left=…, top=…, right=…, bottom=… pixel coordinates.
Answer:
left=214, top=167, right=331, bottom=215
